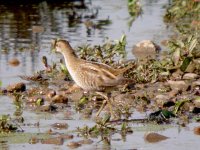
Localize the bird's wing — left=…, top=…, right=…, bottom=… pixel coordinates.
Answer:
left=78, top=62, right=122, bottom=87
left=88, top=61, right=135, bottom=76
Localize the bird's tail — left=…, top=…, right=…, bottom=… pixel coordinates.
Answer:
left=117, top=62, right=136, bottom=75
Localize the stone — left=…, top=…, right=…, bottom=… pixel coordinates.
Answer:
left=192, top=80, right=200, bottom=87
left=132, top=40, right=160, bottom=58
left=144, top=132, right=169, bottom=143
left=168, top=89, right=180, bottom=98
left=183, top=73, right=199, bottom=80
left=194, top=126, right=200, bottom=135
left=155, top=94, right=169, bottom=106
left=29, top=137, right=39, bottom=144
left=167, top=80, right=189, bottom=92
left=8, top=58, right=20, bottom=66
left=67, top=141, right=81, bottom=148
left=51, top=123, right=68, bottom=130
left=7, top=82, right=26, bottom=92
left=41, top=137, right=64, bottom=145
left=47, top=90, right=56, bottom=98
left=52, top=95, right=68, bottom=104
left=78, top=139, right=93, bottom=144
left=59, top=134, right=74, bottom=140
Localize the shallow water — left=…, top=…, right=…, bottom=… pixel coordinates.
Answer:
left=1, top=0, right=199, bottom=150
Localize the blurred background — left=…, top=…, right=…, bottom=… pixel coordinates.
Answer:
left=0, top=0, right=172, bottom=87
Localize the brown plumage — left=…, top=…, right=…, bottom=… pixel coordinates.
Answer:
left=54, top=39, right=134, bottom=92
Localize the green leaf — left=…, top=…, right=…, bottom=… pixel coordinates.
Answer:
left=180, top=57, right=192, bottom=72
left=79, top=96, right=88, bottom=106
left=161, top=110, right=175, bottom=118
left=0, top=81, right=2, bottom=87
left=121, top=122, right=127, bottom=131
left=60, top=63, right=68, bottom=74
left=36, top=98, right=43, bottom=106
left=173, top=99, right=190, bottom=114
left=102, top=114, right=111, bottom=125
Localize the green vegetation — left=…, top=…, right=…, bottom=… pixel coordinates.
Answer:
left=0, top=115, right=18, bottom=133
left=127, top=0, right=142, bottom=27
left=77, top=35, right=127, bottom=64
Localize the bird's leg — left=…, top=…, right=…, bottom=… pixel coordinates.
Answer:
left=95, top=92, right=114, bottom=117
left=96, top=99, right=107, bottom=117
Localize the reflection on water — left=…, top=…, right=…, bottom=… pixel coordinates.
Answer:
left=0, top=140, right=9, bottom=150
left=0, top=0, right=172, bottom=87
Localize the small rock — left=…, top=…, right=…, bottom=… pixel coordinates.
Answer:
left=194, top=126, right=200, bottom=135
left=171, top=69, right=183, bottom=80
left=47, top=90, right=56, bottom=98
left=59, top=134, right=74, bottom=140
left=51, top=123, right=68, bottom=130
left=132, top=40, right=160, bottom=58
left=183, top=73, right=199, bottom=80
left=46, top=129, right=53, bottom=134
left=41, top=137, right=63, bottom=145
left=144, top=132, right=169, bottom=143
left=7, top=82, right=26, bottom=92
left=78, top=139, right=93, bottom=145
left=67, top=141, right=81, bottom=149
left=38, top=104, right=57, bottom=112
left=52, top=95, right=68, bottom=104
left=8, top=58, right=20, bottom=66
left=168, top=89, right=180, bottom=98
left=167, top=80, right=189, bottom=92
left=32, top=25, right=44, bottom=33
left=192, top=80, right=200, bottom=88
left=155, top=94, right=169, bottom=106
left=193, top=97, right=200, bottom=107
left=29, top=137, right=39, bottom=144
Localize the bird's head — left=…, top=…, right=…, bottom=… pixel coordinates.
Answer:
left=51, top=39, right=71, bottom=54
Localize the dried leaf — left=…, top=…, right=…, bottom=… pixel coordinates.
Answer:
left=189, top=38, right=198, bottom=52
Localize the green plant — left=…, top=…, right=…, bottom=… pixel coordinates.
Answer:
left=77, top=35, right=127, bottom=64
left=0, top=115, right=18, bottom=133
left=128, top=0, right=142, bottom=27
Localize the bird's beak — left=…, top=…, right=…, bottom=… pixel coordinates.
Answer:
left=51, top=39, right=57, bottom=53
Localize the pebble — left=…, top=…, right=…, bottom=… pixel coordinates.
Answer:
left=78, top=139, right=93, bottom=144
left=194, top=126, right=200, bottom=135
left=59, top=134, right=74, bottom=140
left=144, top=132, right=169, bottom=143
left=167, top=80, right=189, bottom=92
left=51, top=123, right=68, bottom=130
left=8, top=58, right=20, bottom=66
left=52, top=95, right=68, bottom=104
left=41, top=137, right=64, bottom=145
left=7, top=82, right=26, bottom=92
left=67, top=141, right=81, bottom=149
left=183, top=73, right=199, bottom=80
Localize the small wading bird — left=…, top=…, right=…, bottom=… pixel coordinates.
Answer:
left=53, top=39, right=134, bottom=117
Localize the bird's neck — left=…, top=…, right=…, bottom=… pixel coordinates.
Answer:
left=62, top=48, right=78, bottom=70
